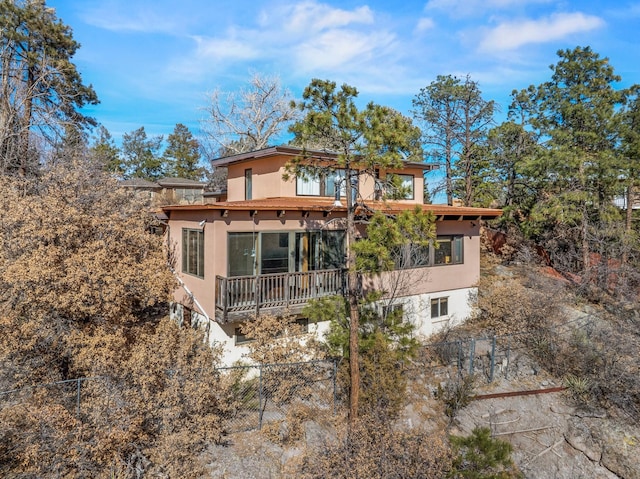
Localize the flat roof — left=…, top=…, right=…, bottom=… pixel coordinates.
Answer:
left=162, top=197, right=502, bottom=220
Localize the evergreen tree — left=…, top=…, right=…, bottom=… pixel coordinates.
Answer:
left=307, top=206, right=435, bottom=418
left=289, top=79, right=429, bottom=420
left=90, top=125, right=122, bottom=175
left=412, top=75, right=495, bottom=206
left=121, top=126, right=164, bottom=180
left=519, top=46, right=624, bottom=277
left=0, top=0, right=98, bottom=176
left=483, top=120, right=541, bottom=218
left=450, top=427, right=522, bottom=479
left=163, top=123, right=203, bottom=179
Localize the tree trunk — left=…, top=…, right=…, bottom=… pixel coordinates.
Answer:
left=345, top=165, right=360, bottom=422
left=622, top=182, right=634, bottom=267
left=19, top=40, right=34, bottom=177
left=626, top=182, right=634, bottom=232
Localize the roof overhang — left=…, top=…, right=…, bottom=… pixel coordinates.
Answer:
left=162, top=198, right=502, bottom=221
left=210, top=145, right=439, bottom=172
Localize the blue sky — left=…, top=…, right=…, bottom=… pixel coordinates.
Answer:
left=49, top=0, right=640, bottom=147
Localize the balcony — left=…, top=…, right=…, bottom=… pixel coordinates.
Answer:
left=214, top=269, right=347, bottom=323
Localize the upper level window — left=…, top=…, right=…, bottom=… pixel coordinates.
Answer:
left=245, top=169, right=252, bottom=200
left=434, top=236, right=463, bottom=265
left=297, top=170, right=345, bottom=197
left=393, top=235, right=463, bottom=270
left=182, top=228, right=204, bottom=278
left=175, top=188, right=201, bottom=203
left=385, top=173, right=414, bottom=200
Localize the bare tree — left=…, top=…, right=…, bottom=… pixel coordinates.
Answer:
left=199, top=73, right=300, bottom=159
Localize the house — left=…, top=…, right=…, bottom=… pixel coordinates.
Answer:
left=121, top=177, right=207, bottom=205
left=162, top=146, right=501, bottom=365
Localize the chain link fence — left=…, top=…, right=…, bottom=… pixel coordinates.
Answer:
left=423, top=315, right=597, bottom=383
left=217, top=359, right=338, bottom=433
left=0, top=359, right=339, bottom=437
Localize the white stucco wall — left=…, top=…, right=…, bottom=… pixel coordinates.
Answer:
left=172, top=286, right=476, bottom=366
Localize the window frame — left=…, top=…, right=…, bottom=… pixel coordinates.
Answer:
left=386, top=173, right=415, bottom=200
left=182, top=228, right=205, bottom=278
left=433, top=235, right=464, bottom=266
left=430, top=297, right=448, bottom=319
left=245, top=168, right=252, bottom=200
left=392, top=235, right=463, bottom=271
left=296, top=170, right=345, bottom=197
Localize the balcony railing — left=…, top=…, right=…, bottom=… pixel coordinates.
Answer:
left=215, top=269, right=346, bottom=322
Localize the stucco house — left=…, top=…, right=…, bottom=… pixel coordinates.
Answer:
left=162, top=146, right=501, bottom=365
left=121, top=177, right=207, bottom=205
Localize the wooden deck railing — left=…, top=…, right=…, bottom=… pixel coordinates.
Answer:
left=215, top=269, right=346, bottom=322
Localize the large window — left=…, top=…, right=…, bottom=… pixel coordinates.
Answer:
left=295, top=230, right=345, bottom=271
left=393, top=235, right=463, bottom=270
left=182, top=228, right=204, bottom=278
left=434, top=236, right=464, bottom=265
left=261, top=232, right=289, bottom=274
left=393, top=243, right=431, bottom=269
left=296, top=170, right=345, bottom=197
left=227, top=230, right=346, bottom=277
left=228, top=232, right=256, bottom=277
left=386, top=173, right=414, bottom=200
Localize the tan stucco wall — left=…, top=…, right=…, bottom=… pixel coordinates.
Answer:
left=168, top=211, right=481, bottom=321
left=225, top=155, right=426, bottom=204
left=226, top=158, right=290, bottom=201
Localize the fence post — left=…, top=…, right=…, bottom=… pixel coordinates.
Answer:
left=332, top=359, right=337, bottom=416
left=489, top=336, right=496, bottom=383
left=505, top=337, right=511, bottom=380
left=468, top=339, right=475, bottom=375
left=76, top=378, right=82, bottom=418
left=258, top=365, right=264, bottom=430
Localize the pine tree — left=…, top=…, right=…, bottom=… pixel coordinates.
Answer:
left=412, top=75, right=495, bottom=206
left=288, top=79, right=428, bottom=420
left=163, top=123, right=203, bottom=179
left=0, top=0, right=98, bottom=176
left=521, top=46, right=624, bottom=277
left=90, top=125, right=122, bottom=175
left=121, top=126, right=164, bottom=180
left=450, top=427, right=522, bottom=478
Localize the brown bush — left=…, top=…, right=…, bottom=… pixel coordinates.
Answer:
left=293, top=413, right=452, bottom=479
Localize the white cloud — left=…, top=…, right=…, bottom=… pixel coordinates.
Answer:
left=294, top=29, right=396, bottom=73
left=170, top=0, right=400, bottom=82
left=191, top=35, right=259, bottom=61
left=79, top=3, right=183, bottom=34
left=425, top=0, right=554, bottom=16
left=275, top=1, right=374, bottom=34
left=479, top=12, right=605, bottom=51
left=415, top=17, right=436, bottom=33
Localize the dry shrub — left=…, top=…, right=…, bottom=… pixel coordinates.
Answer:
left=476, top=273, right=565, bottom=336
left=0, top=317, right=229, bottom=478
left=0, top=163, right=229, bottom=477
left=261, top=402, right=314, bottom=445
left=240, top=311, right=324, bottom=365
left=294, top=414, right=452, bottom=478
left=436, top=373, right=476, bottom=419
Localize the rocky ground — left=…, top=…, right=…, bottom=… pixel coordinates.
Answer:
left=206, top=263, right=640, bottom=478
